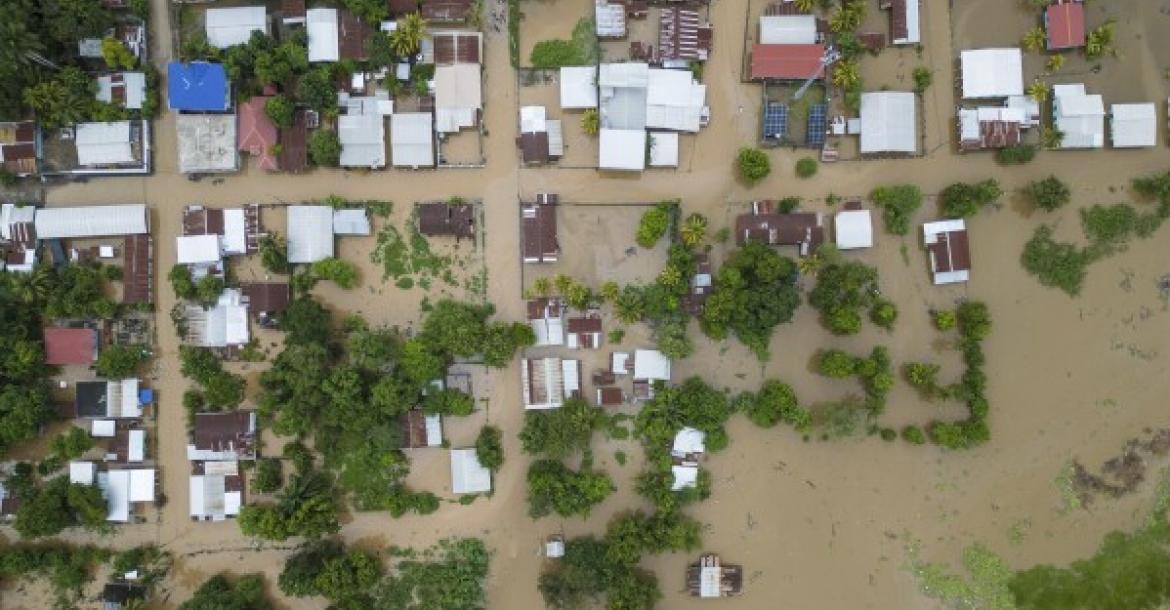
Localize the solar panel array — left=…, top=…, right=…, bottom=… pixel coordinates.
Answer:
left=806, top=103, right=827, bottom=147
left=763, top=103, right=788, bottom=139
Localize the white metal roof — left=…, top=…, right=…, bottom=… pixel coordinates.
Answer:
left=70, top=461, right=96, bottom=485
left=128, top=430, right=145, bottom=462
left=530, top=318, right=566, bottom=346
left=338, top=113, right=386, bottom=168
left=0, top=204, right=34, bottom=240
left=189, top=474, right=237, bottom=520
left=75, top=121, right=134, bottom=166
left=287, top=205, right=335, bottom=263
left=960, top=49, right=1024, bottom=99
left=923, top=218, right=966, bottom=239
left=203, top=460, right=239, bottom=476
left=759, top=15, right=817, bottom=44
left=560, top=66, right=599, bottom=109
left=222, top=208, right=247, bottom=255
left=176, top=234, right=222, bottom=265
left=391, top=113, right=435, bottom=168
left=306, top=8, right=340, bottom=62
left=700, top=566, right=721, bottom=597
left=649, top=132, right=679, bottom=167
left=671, top=464, right=698, bottom=490
left=860, top=91, right=917, bottom=154
left=561, top=359, right=580, bottom=397
left=333, top=209, right=371, bottom=235
left=1110, top=103, right=1156, bottom=148
left=104, top=470, right=131, bottom=522
left=521, top=106, right=547, bottom=133
left=1054, top=85, right=1105, bottom=149
left=450, top=448, right=491, bottom=494
left=548, top=120, right=564, bottom=157
left=128, top=468, right=154, bottom=502
left=595, top=0, right=627, bottom=37
left=672, top=427, right=706, bottom=455
left=633, top=349, right=671, bottom=380
left=645, top=69, right=706, bottom=132
left=92, top=419, right=116, bottom=437
left=835, top=209, right=874, bottom=249
left=205, top=6, right=268, bottom=49
left=611, top=352, right=631, bottom=374
left=600, top=62, right=650, bottom=88
left=35, top=204, right=147, bottom=239
left=522, top=357, right=566, bottom=409
left=107, top=379, right=141, bottom=418
left=425, top=414, right=443, bottom=447
left=435, top=64, right=482, bottom=111
left=599, top=128, right=647, bottom=171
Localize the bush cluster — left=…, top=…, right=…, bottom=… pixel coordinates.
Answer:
left=927, top=302, right=992, bottom=449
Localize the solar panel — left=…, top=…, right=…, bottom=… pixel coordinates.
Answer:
left=806, top=103, right=827, bottom=147
left=763, top=103, right=788, bottom=139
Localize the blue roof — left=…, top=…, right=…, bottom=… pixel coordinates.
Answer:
left=168, top=62, right=229, bottom=112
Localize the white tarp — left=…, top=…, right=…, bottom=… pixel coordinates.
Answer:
left=450, top=448, right=491, bottom=493
left=333, top=209, right=371, bottom=235
left=35, top=204, right=147, bottom=239
left=391, top=113, right=435, bottom=168
left=287, top=205, right=334, bottom=263
left=633, top=349, right=671, bottom=380
left=1053, top=84, right=1105, bottom=149
left=205, top=6, right=268, bottom=49
left=104, top=470, right=131, bottom=522
left=70, top=461, right=96, bottom=485
left=860, top=91, right=916, bottom=154
left=648, top=132, right=679, bottom=167
left=599, top=129, right=646, bottom=171
left=128, top=430, right=145, bottom=462
left=128, top=469, right=154, bottom=502
left=75, top=122, right=134, bottom=166
left=835, top=209, right=874, bottom=249
left=222, top=208, right=247, bottom=255
left=176, top=234, right=222, bottom=265
left=306, top=8, right=339, bottom=62
left=338, top=113, right=386, bottom=168
left=960, top=49, right=1023, bottom=99
left=560, top=66, right=598, bottom=109
left=759, top=15, right=817, bottom=44
left=1110, top=103, right=1156, bottom=148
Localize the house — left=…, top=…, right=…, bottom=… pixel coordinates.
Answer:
left=521, top=357, right=581, bottom=409
left=282, top=0, right=307, bottom=25
left=189, top=461, right=243, bottom=521
left=237, top=97, right=278, bottom=171
left=659, top=7, right=712, bottom=61
left=188, top=411, right=257, bottom=461
left=433, top=31, right=483, bottom=65
left=682, top=252, right=712, bottom=314
left=597, top=387, right=624, bottom=406
left=109, top=428, right=147, bottom=463
left=595, top=0, right=627, bottom=38
left=1110, top=103, right=1156, bottom=148
left=923, top=219, right=971, bottom=285
left=73, top=121, right=139, bottom=169
left=879, top=0, right=920, bottom=45
left=859, top=91, right=916, bottom=154
left=1046, top=1, right=1085, bottom=50
left=527, top=298, right=566, bottom=346
left=279, top=108, right=309, bottom=172
left=287, top=205, right=334, bottom=263
left=1005, top=95, right=1042, bottom=128
left=205, top=6, right=268, bottom=49
left=450, top=448, right=491, bottom=494
left=760, top=14, right=817, bottom=44
left=958, top=107, right=1024, bottom=151
left=175, top=234, right=223, bottom=273
left=600, top=129, right=647, bottom=171
left=44, top=327, right=99, bottom=366
left=750, top=43, right=825, bottom=81
left=75, top=379, right=144, bottom=419
left=182, top=204, right=258, bottom=256
left=97, top=72, right=147, bottom=110
left=122, top=234, right=153, bottom=305
left=687, top=554, right=744, bottom=598
left=649, top=132, right=679, bottom=168
left=240, top=282, right=291, bottom=320
left=522, top=199, right=559, bottom=263
left=567, top=315, right=602, bottom=349
left=435, top=63, right=482, bottom=133
left=333, top=209, right=371, bottom=235
left=671, top=426, right=704, bottom=490
left=391, top=112, right=435, bottom=168
left=646, top=68, right=707, bottom=133
left=518, top=106, right=563, bottom=165
left=176, top=114, right=239, bottom=173
left=0, top=203, right=36, bottom=273
left=734, top=200, right=824, bottom=255
left=339, top=105, right=388, bottom=169
left=633, top=349, right=671, bottom=382
left=102, top=582, right=147, bottom=610
left=306, top=8, right=340, bottom=62
left=167, top=62, right=230, bottom=112
left=34, top=204, right=149, bottom=239
left=99, top=468, right=155, bottom=522
left=422, top=0, right=474, bottom=22
left=834, top=208, right=874, bottom=250
left=1052, top=83, right=1104, bottom=149
left=184, top=289, right=250, bottom=348
left=959, top=49, right=1023, bottom=99
left=417, top=202, right=475, bottom=238
left=560, top=66, right=598, bottom=110
left=401, top=409, right=443, bottom=449
left=0, top=121, right=40, bottom=176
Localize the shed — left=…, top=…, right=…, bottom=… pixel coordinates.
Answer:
left=176, top=234, right=222, bottom=265
left=70, top=461, right=96, bottom=486
left=599, top=129, right=647, bottom=171
left=1046, top=2, right=1085, bottom=50
left=0, top=122, right=38, bottom=176
left=960, top=49, right=1023, bottom=99
left=338, top=10, right=372, bottom=59
left=177, top=114, right=239, bottom=173
left=521, top=357, right=580, bottom=409
left=44, top=327, right=98, bottom=365
left=75, top=122, right=135, bottom=167
left=595, top=0, right=627, bottom=38
left=391, top=113, right=435, bottom=168
left=597, top=387, right=624, bottom=406
left=279, top=109, right=309, bottom=172
left=750, top=44, right=825, bottom=80
left=333, top=209, right=371, bottom=235
left=1053, top=84, right=1104, bottom=149
left=238, top=97, right=278, bottom=171
left=649, top=132, right=679, bottom=167
left=834, top=209, right=873, bottom=249
left=759, top=15, right=817, bottom=44
left=184, top=289, right=250, bottom=347
left=432, top=31, right=483, bottom=65
left=659, top=7, right=711, bottom=61
left=102, top=583, right=147, bottom=609
left=122, top=234, right=153, bottom=304
left=923, top=219, right=970, bottom=285
left=633, top=349, right=671, bottom=381
left=307, top=8, right=340, bottom=62
left=35, top=204, right=148, bottom=239
left=521, top=201, right=558, bottom=263
left=127, top=430, right=145, bottom=462
left=102, top=470, right=131, bottom=522
left=450, top=448, right=491, bottom=493
left=189, top=473, right=242, bottom=520
left=560, top=67, right=598, bottom=109
left=1110, top=103, right=1156, bottom=148
left=859, top=91, right=916, bottom=154
left=167, top=62, right=229, bottom=112
left=92, top=420, right=116, bottom=437
left=338, top=113, right=387, bottom=168
left=287, top=206, right=334, bottom=263
left=205, top=6, right=269, bottom=49
left=128, top=468, right=154, bottom=502
left=672, top=427, right=706, bottom=456
left=958, top=107, right=1024, bottom=151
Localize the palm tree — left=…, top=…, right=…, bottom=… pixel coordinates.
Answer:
left=832, top=58, right=860, bottom=89
left=1046, top=54, right=1065, bottom=73
left=390, top=12, right=426, bottom=58
left=798, top=253, right=823, bottom=277
left=1040, top=127, right=1064, bottom=149
left=581, top=109, right=600, bottom=136
left=531, top=277, right=553, bottom=297
left=793, top=0, right=817, bottom=13
left=1027, top=80, right=1049, bottom=103
left=599, top=281, right=620, bottom=303
left=657, top=265, right=683, bottom=290
left=1021, top=27, right=1047, bottom=53
left=554, top=273, right=575, bottom=295
left=680, top=213, right=708, bottom=247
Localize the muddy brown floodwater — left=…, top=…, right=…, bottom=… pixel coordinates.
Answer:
left=4, top=0, right=1170, bottom=608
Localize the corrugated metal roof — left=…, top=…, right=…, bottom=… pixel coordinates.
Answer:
left=35, top=204, right=148, bottom=239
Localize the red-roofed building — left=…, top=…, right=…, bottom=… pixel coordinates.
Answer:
left=750, top=44, right=825, bottom=81
left=238, top=97, right=279, bottom=172
left=44, top=328, right=98, bottom=365
left=1046, top=1, right=1085, bottom=50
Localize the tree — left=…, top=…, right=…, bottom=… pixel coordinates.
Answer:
left=940, top=179, right=1002, bottom=219
left=43, top=0, right=114, bottom=44
left=23, top=67, right=98, bottom=129
left=202, top=371, right=246, bottom=408
left=912, top=66, right=932, bottom=93
left=311, top=258, right=360, bottom=289
left=101, top=37, right=137, bottom=70
left=475, top=425, right=504, bottom=471
left=795, top=157, right=818, bottom=178
left=520, top=398, right=604, bottom=458
left=538, top=537, right=613, bottom=608
left=1028, top=80, right=1050, bottom=103
left=367, top=32, right=396, bottom=69
left=95, top=344, right=148, bottom=379
left=817, top=349, right=857, bottom=378
left=252, top=459, right=283, bottom=494
left=423, top=388, right=475, bottom=416
left=257, top=233, right=290, bottom=274
left=808, top=260, right=880, bottom=335
left=390, top=12, right=427, bottom=57
left=636, top=203, right=673, bottom=248
left=1026, top=176, right=1071, bottom=212
left=736, top=147, right=770, bottom=184
left=14, top=476, right=107, bottom=538
left=869, top=298, right=898, bottom=329
left=680, top=213, right=707, bottom=246
left=313, top=549, right=380, bottom=602
left=527, top=460, right=614, bottom=518
left=281, top=297, right=333, bottom=346
left=581, top=109, right=600, bottom=136
left=700, top=242, right=800, bottom=359
left=344, top=0, right=389, bottom=23
left=50, top=426, right=93, bottom=460
left=1021, top=26, right=1046, bottom=53
left=180, top=574, right=272, bottom=610
left=831, top=57, right=860, bottom=88
left=239, top=471, right=339, bottom=541
left=308, top=129, right=342, bottom=166
left=1046, top=54, right=1065, bottom=73
left=607, top=570, right=662, bottom=609
left=1084, top=20, right=1115, bottom=60
left=746, top=380, right=807, bottom=429
left=870, top=184, right=922, bottom=235
left=1021, top=225, right=1090, bottom=296
left=195, top=275, right=225, bottom=305
left=997, top=144, right=1036, bottom=165
left=0, top=386, right=53, bottom=454
left=298, top=67, right=339, bottom=116
left=0, top=6, right=45, bottom=119
left=265, top=95, right=295, bottom=129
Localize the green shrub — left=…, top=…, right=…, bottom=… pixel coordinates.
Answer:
left=308, top=129, right=342, bottom=166
left=869, top=299, right=897, bottom=329
left=827, top=306, right=862, bottom=335
left=996, top=144, right=1036, bottom=165
left=475, top=425, right=504, bottom=471
left=1021, top=225, right=1090, bottom=296
left=736, top=147, right=770, bottom=184
left=816, top=349, right=857, bottom=378
left=635, top=203, right=673, bottom=248
left=912, top=66, right=932, bottom=93
left=879, top=428, right=897, bottom=442
left=933, top=309, right=956, bottom=331
left=870, top=184, right=922, bottom=235
left=311, top=257, right=360, bottom=289
left=795, top=157, right=818, bottom=178
left=252, top=459, right=283, bottom=494
left=901, top=425, right=926, bottom=445
left=940, top=179, right=1002, bottom=218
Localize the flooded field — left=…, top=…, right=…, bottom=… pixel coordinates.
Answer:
left=4, top=0, right=1170, bottom=608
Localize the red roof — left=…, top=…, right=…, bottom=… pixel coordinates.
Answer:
left=1046, top=2, right=1085, bottom=50
left=238, top=97, right=279, bottom=172
left=44, top=328, right=98, bottom=365
left=750, top=44, right=825, bottom=80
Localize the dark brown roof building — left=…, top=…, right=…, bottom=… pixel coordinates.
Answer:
left=422, top=0, right=474, bottom=22
left=518, top=131, right=550, bottom=165
left=923, top=220, right=971, bottom=285
left=433, top=31, right=482, bottom=65
left=734, top=201, right=824, bottom=255
left=279, top=109, right=309, bottom=173
left=522, top=199, right=559, bottom=263
left=388, top=0, right=420, bottom=15
left=339, top=11, right=372, bottom=60
left=399, top=409, right=442, bottom=448
left=241, top=282, right=291, bottom=316
left=659, top=7, right=712, bottom=61
left=567, top=315, right=602, bottom=349
left=189, top=411, right=257, bottom=460
left=0, top=122, right=38, bottom=176
left=417, top=202, right=476, bottom=238
left=282, top=0, right=306, bottom=20
left=122, top=234, right=152, bottom=304
left=182, top=206, right=225, bottom=236
left=597, top=387, right=624, bottom=406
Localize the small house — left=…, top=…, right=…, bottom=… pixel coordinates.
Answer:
left=597, top=387, right=624, bottom=406
left=70, top=461, right=97, bottom=486
left=0, top=122, right=38, bottom=176
left=633, top=349, right=671, bottom=383
left=278, top=108, right=309, bottom=173
left=834, top=208, right=874, bottom=250
left=659, top=7, right=712, bottom=61
left=522, top=198, right=559, bottom=263
left=390, top=112, right=435, bottom=168
left=100, top=468, right=155, bottom=522
left=595, top=0, right=627, bottom=39
left=183, top=289, right=249, bottom=348
left=189, top=461, right=243, bottom=521
left=205, top=6, right=269, bottom=49
left=401, top=409, right=443, bottom=449
left=1052, top=84, right=1104, bottom=149
left=599, top=129, right=647, bottom=172
left=44, top=327, right=99, bottom=366
left=521, top=357, right=581, bottom=410
left=332, top=208, right=371, bottom=236
left=734, top=200, right=824, bottom=255
left=435, top=63, right=482, bottom=135
left=1046, top=1, right=1085, bottom=50
left=958, top=107, right=1025, bottom=151
left=75, top=379, right=144, bottom=419
left=518, top=106, right=563, bottom=165
left=287, top=205, right=334, bottom=263
left=102, top=582, right=147, bottom=610
left=237, top=97, right=279, bottom=171
left=339, top=101, right=388, bottom=169
left=96, top=72, right=147, bottom=110
left=450, top=448, right=491, bottom=494
left=646, top=68, right=707, bottom=133
left=527, top=298, right=566, bottom=347
left=176, top=114, right=239, bottom=173
left=687, top=554, right=743, bottom=598
left=417, top=202, right=475, bottom=238
left=959, top=49, right=1023, bottom=100
left=566, top=315, right=602, bottom=349
left=859, top=91, right=916, bottom=155
left=306, top=8, right=340, bottom=62
left=167, top=62, right=230, bottom=112
left=74, top=121, right=140, bottom=169
left=671, top=426, right=705, bottom=490
left=187, top=411, right=257, bottom=461
left=240, top=282, right=291, bottom=321
left=648, top=132, right=679, bottom=168
left=182, top=204, right=258, bottom=256
left=923, top=219, right=971, bottom=285
left=35, top=204, right=149, bottom=239
left=1110, top=103, right=1156, bottom=148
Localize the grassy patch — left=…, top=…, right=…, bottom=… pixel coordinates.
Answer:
left=529, top=18, right=598, bottom=68
left=370, top=223, right=460, bottom=289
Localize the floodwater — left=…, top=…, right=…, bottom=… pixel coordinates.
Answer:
left=4, top=0, right=1170, bottom=608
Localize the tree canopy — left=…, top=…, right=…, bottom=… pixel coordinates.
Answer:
left=180, top=574, right=272, bottom=610
left=700, top=241, right=800, bottom=359
left=526, top=459, right=614, bottom=518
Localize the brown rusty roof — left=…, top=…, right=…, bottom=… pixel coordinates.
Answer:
left=388, top=0, right=420, bottom=15
left=400, top=409, right=429, bottom=448
left=598, top=387, right=623, bottom=406
left=339, top=11, right=372, bottom=60
left=283, top=0, right=306, bottom=18
left=182, top=207, right=225, bottom=236
left=241, top=282, right=291, bottom=314
left=526, top=297, right=562, bottom=320
left=44, top=327, right=98, bottom=365
left=279, top=109, right=309, bottom=173
left=518, top=132, right=549, bottom=164
left=960, top=120, right=1021, bottom=151
left=417, top=202, right=475, bottom=238
left=433, top=31, right=482, bottom=65
left=928, top=229, right=971, bottom=273
left=522, top=204, right=558, bottom=262
left=422, top=0, right=473, bottom=22
left=193, top=411, right=256, bottom=458
left=122, top=234, right=152, bottom=304
left=567, top=317, right=602, bottom=333
left=734, top=210, right=823, bottom=247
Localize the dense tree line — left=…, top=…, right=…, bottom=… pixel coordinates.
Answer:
left=180, top=574, right=271, bottom=610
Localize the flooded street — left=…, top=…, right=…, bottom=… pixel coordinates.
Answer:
left=4, top=0, right=1170, bottom=608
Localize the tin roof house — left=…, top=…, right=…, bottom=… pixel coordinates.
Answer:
left=923, top=219, right=971, bottom=285
left=959, top=49, right=1023, bottom=99
left=522, top=197, right=559, bottom=263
